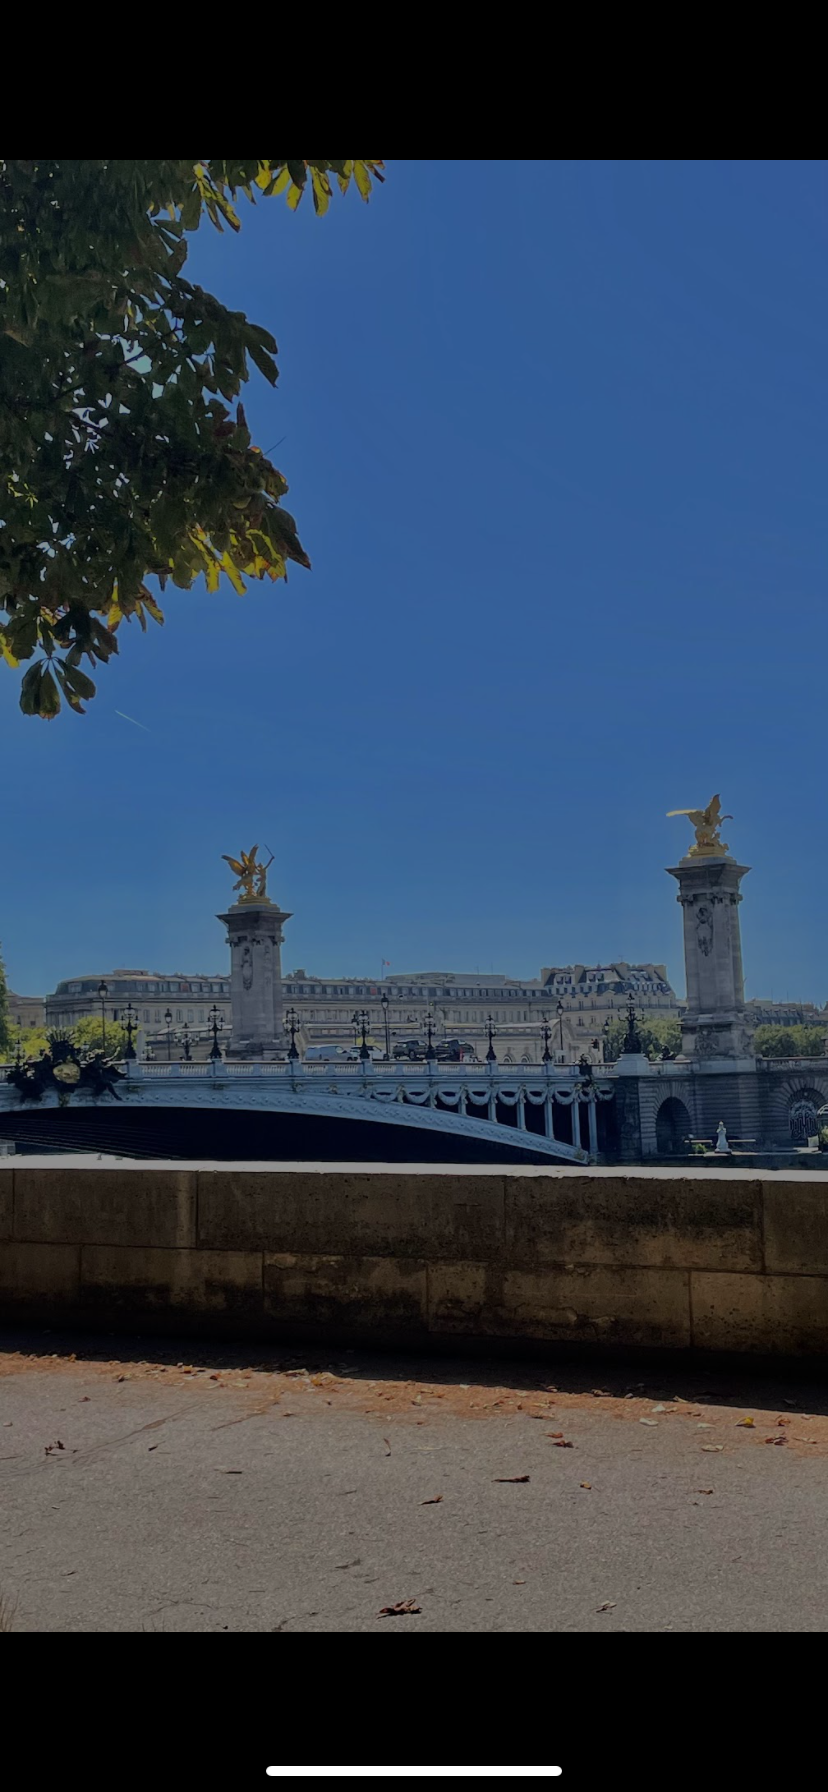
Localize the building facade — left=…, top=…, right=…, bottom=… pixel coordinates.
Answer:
left=279, top=962, right=678, bottom=1064
left=6, top=991, right=46, bottom=1031
left=46, top=970, right=231, bottom=1044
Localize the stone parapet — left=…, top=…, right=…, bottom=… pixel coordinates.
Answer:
left=3, top=1162, right=828, bottom=1356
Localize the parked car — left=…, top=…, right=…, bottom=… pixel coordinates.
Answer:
left=393, top=1038, right=424, bottom=1061
left=436, top=1038, right=478, bottom=1062
left=304, top=1044, right=352, bottom=1063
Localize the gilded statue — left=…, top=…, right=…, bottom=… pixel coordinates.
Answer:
left=222, top=844, right=274, bottom=903
left=667, top=795, right=732, bottom=859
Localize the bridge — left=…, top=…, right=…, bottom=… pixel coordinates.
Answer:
left=0, top=1059, right=618, bottom=1164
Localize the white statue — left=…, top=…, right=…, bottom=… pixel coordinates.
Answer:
left=715, top=1120, right=731, bottom=1155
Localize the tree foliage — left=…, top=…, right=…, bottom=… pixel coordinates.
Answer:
left=603, top=1012, right=683, bottom=1062
left=0, top=159, right=384, bottom=715
left=0, top=943, right=11, bottom=1056
left=71, top=1014, right=129, bottom=1058
left=752, top=1024, right=827, bottom=1059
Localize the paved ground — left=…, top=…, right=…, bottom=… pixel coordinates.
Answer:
left=2, top=1330, right=828, bottom=1632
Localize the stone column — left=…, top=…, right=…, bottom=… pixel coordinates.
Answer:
left=666, top=856, right=753, bottom=1062
left=217, top=899, right=292, bottom=1060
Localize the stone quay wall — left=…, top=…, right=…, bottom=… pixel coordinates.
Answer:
left=1, top=1163, right=828, bottom=1356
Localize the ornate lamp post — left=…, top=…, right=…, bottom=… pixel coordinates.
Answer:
left=284, top=1005, right=301, bottom=1062
left=98, top=980, right=109, bottom=1053
left=540, top=1019, right=553, bottom=1064
left=380, top=992, right=390, bottom=1062
left=123, top=1002, right=138, bottom=1061
left=422, top=1011, right=437, bottom=1063
left=623, top=994, right=643, bottom=1055
left=182, top=1021, right=192, bottom=1062
left=351, top=1008, right=371, bottom=1062
left=164, top=1007, right=173, bottom=1061
left=208, top=1004, right=223, bottom=1062
left=485, top=1014, right=497, bottom=1065
left=556, top=998, right=565, bottom=1061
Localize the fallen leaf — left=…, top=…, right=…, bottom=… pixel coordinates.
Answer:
left=596, top=1601, right=616, bottom=1613
left=777, top=1417, right=792, bottom=1426
left=580, top=1482, right=592, bottom=1490
left=764, top=1436, right=787, bottom=1446
left=547, top=1431, right=564, bottom=1439
left=383, top=1437, right=392, bottom=1456
left=45, top=1440, right=65, bottom=1454
left=494, top=1475, right=530, bottom=1483
left=640, top=1419, right=658, bottom=1427
left=702, top=1445, right=724, bottom=1453
left=551, top=1439, right=574, bottom=1448
left=411, top=1395, right=422, bottom=1406
left=79, top=1397, right=90, bottom=1403
left=697, top=1488, right=714, bottom=1494
left=651, top=1404, right=666, bottom=1413
left=592, top=1389, right=609, bottom=1397
left=378, top=1599, right=421, bottom=1617
left=513, top=1578, right=527, bottom=1585
left=697, top=1422, right=712, bottom=1430
left=420, top=1495, right=443, bottom=1505
left=219, top=1469, right=243, bottom=1474
left=148, top=1444, right=159, bottom=1452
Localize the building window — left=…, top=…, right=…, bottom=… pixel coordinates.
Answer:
left=144, top=1010, right=150, bottom=1023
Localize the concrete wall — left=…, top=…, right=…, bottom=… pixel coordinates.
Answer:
left=1, top=1162, right=828, bottom=1355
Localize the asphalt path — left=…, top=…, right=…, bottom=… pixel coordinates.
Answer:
left=2, top=1331, right=827, bottom=1632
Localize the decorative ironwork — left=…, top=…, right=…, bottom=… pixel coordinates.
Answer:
left=123, top=1002, right=138, bottom=1061
left=485, top=1014, right=497, bottom=1064
left=6, top=1035, right=124, bottom=1104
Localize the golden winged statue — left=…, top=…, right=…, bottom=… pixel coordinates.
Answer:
left=222, top=844, right=274, bottom=902
left=666, top=795, right=733, bottom=859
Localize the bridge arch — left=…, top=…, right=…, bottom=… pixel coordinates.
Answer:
left=655, top=1095, right=692, bottom=1156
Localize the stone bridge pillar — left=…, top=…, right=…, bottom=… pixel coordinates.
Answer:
left=217, top=898, right=292, bottom=1060
left=667, top=855, right=752, bottom=1062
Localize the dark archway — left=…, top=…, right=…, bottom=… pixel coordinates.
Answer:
left=656, top=1096, right=692, bottom=1156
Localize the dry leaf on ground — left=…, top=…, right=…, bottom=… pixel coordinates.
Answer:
left=378, top=1599, right=421, bottom=1617
left=494, top=1475, right=530, bottom=1483
left=420, top=1495, right=443, bottom=1505
left=764, top=1436, right=787, bottom=1446
left=702, top=1445, right=724, bottom=1453
left=736, top=1417, right=755, bottom=1427
left=596, top=1601, right=616, bottom=1613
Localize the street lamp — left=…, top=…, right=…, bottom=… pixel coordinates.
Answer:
left=164, top=1008, right=173, bottom=1061
left=352, top=1008, right=371, bottom=1063
left=284, top=1005, right=300, bottom=1062
left=123, top=1002, right=138, bottom=1061
left=208, top=1004, right=223, bottom=1062
left=540, top=1020, right=553, bottom=1064
left=556, top=999, right=565, bottom=1061
left=98, top=980, right=109, bottom=1053
left=602, top=1017, right=613, bottom=1062
left=485, top=1014, right=497, bottom=1065
left=423, top=1011, right=437, bottom=1063
left=380, top=992, right=390, bottom=1062
left=182, top=1021, right=192, bottom=1062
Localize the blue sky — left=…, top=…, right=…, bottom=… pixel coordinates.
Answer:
left=1, top=160, right=826, bottom=1002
